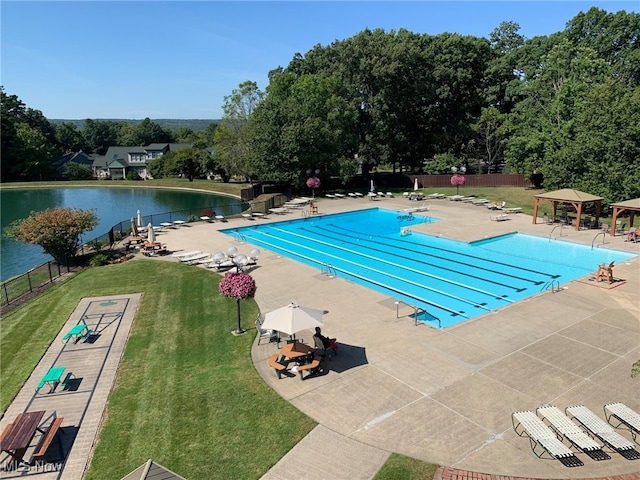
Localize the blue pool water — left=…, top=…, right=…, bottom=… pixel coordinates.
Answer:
left=223, top=208, right=636, bottom=328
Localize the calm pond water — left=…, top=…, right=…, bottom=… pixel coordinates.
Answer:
left=0, top=187, right=247, bottom=281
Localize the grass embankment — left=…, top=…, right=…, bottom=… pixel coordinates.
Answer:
left=1, top=260, right=317, bottom=478
left=0, top=178, right=248, bottom=197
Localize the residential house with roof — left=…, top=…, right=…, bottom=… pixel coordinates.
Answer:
left=51, top=151, right=96, bottom=179
left=92, top=143, right=192, bottom=179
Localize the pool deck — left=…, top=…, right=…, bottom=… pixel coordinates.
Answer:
left=146, top=195, right=639, bottom=480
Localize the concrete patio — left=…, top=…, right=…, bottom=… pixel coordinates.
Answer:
left=151, top=195, right=639, bottom=479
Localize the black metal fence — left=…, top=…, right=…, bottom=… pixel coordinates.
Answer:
left=0, top=194, right=288, bottom=308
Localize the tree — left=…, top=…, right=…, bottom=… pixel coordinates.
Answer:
left=5, top=207, right=98, bottom=262
left=214, top=81, right=263, bottom=182
left=63, top=162, right=94, bottom=180
left=1, top=87, right=59, bottom=181
left=55, top=122, right=86, bottom=152
left=218, top=271, right=257, bottom=335
left=166, top=148, right=209, bottom=181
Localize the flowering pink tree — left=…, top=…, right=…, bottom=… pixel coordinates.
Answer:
left=306, top=176, right=321, bottom=198
left=450, top=172, right=466, bottom=194
left=218, top=271, right=257, bottom=335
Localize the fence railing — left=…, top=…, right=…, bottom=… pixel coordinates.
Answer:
left=1, top=194, right=288, bottom=308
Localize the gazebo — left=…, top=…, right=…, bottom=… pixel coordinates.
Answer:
left=610, top=197, right=640, bottom=236
left=532, top=189, right=603, bottom=231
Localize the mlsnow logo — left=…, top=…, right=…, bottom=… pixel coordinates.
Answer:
left=3, top=461, right=63, bottom=473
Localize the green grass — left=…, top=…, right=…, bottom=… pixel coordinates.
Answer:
left=374, top=453, right=439, bottom=480
left=1, top=260, right=316, bottom=479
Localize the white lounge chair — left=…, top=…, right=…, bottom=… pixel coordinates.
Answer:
left=604, top=402, right=640, bottom=443
left=172, top=250, right=202, bottom=259
left=566, top=405, right=640, bottom=460
left=490, top=214, right=509, bottom=222
left=536, top=405, right=610, bottom=460
left=512, top=410, right=584, bottom=467
left=179, top=252, right=210, bottom=263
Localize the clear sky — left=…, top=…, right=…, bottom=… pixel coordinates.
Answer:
left=1, top=1, right=637, bottom=120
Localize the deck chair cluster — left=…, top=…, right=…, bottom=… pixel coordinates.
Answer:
left=512, top=402, right=640, bottom=467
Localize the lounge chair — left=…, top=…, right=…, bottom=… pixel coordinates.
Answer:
left=565, top=405, right=640, bottom=460
left=172, top=250, right=202, bottom=259
left=178, top=252, right=210, bottom=263
left=512, top=410, right=584, bottom=466
left=490, top=214, right=509, bottom=222
left=536, top=405, right=610, bottom=460
left=604, top=402, right=640, bottom=443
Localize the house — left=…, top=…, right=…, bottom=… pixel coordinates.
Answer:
left=51, top=151, right=95, bottom=179
left=92, top=143, right=192, bottom=180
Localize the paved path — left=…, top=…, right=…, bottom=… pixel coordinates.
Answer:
left=0, top=294, right=140, bottom=479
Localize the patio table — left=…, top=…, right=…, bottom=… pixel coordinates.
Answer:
left=0, top=410, right=46, bottom=465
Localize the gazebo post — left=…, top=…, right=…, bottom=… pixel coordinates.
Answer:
left=575, top=203, right=583, bottom=231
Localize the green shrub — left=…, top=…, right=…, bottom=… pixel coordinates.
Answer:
left=90, top=251, right=116, bottom=267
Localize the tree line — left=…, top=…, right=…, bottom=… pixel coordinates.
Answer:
left=2, top=7, right=639, bottom=204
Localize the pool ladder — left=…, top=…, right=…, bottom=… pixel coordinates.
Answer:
left=549, top=224, right=564, bottom=241
left=233, top=231, right=247, bottom=243
left=395, top=300, right=441, bottom=328
left=320, top=262, right=337, bottom=278
left=542, top=279, right=561, bottom=293
left=591, top=231, right=607, bottom=249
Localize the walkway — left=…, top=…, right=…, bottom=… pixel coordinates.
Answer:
left=0, top=294, right=140, bottom=479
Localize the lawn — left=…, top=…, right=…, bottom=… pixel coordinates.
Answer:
left=1, top=260, right=317, bottom=479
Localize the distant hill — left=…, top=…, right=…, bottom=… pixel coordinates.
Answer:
left=48, top=119, right=221, bottom=132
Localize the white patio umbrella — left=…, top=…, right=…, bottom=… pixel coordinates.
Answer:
left=147, top=223, right=155, bottom=242
left=414, top=178, right=419, bottom=191
left=137, top=209, right=143, bottom=228
left=261, top=302, right=324, bottom=338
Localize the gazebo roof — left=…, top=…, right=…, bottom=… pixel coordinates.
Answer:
left=610, top=197, right=640, bottom=209
left=121, top=459, right=186, bottom=480
left=534, top=189, right=603, bottom=202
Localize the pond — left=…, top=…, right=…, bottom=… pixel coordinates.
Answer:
left=0, top=186, right=246, bottom=281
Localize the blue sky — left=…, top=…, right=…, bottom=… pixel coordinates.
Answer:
left=2, top=1, right=637, bottom=120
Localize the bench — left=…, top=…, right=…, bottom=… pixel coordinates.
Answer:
left=32, top=417, right=64, bottom=463
left=295, top=357, right=322, bottom=380
left=0, top=422, right=14, bottom=444
left=268, top=354, right=288, bottom=379
left=60, top=372, right=75, bottom=390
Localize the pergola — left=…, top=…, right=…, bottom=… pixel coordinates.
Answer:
left=532, top=188, right=603, bottom=231
left=610, top=197, right=640, bottom=236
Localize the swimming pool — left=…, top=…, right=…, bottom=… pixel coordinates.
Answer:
left=223, top=208, right=636, bottom=328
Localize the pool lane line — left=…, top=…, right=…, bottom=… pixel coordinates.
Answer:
left=254, top=227, right=513, bottom=306
left=234, top=232, right=470, bottom=320
left=244, top=228, right=507, bottom=312
left=306, top=224, right=544, bottom=289
left=326, top=222, right=562, bottom=281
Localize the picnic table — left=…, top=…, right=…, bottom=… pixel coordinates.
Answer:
left=36, top=366, right=66, bottom=393
left=62, top=322, right=91, bottom=344
left=0, top=411, right=45, bottom=464
left=279, top=341, right=315, bottom=362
